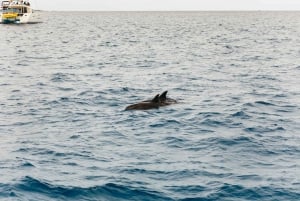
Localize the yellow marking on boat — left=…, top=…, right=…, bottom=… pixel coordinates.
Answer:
left=2, top=13, right=18, bottom=19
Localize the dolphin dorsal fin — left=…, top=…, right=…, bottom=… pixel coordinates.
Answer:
left=151, top=94, right=160, bottom=103
left=159, top=91, right=168, bottom=101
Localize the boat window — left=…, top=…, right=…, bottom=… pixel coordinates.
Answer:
left=1, top=1, right=10, bottom=7
left=3, top=8, right=19, bottom=13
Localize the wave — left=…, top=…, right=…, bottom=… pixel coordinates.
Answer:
left=0, top=176, right=172, bottom=201
left=3, top=177, right=299, bottom=201
left=231, top=111, right=251, bottom=119
left=254, top=101, right=276, bottom=106
left=244, top=126, right=285, bottom=133
left=178, top=184, right=300, bottom=201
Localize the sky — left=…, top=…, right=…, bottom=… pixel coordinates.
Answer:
left=30, top=0, right=300, bottom=11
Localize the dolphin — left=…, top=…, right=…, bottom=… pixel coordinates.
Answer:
left=125, top=91, right=178, bottom=110
left=125, top=94, right=160, bottom=110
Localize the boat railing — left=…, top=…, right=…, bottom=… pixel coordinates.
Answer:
left=10, top=0, right=30, bottom=6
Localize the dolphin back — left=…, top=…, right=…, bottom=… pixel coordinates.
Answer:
left=125, top=94, right=160, bottom=110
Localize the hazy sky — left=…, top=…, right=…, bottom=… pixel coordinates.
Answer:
left=31, top=0, right=300, bottom=11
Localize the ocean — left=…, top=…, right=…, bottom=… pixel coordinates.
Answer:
left=0, top=11, right=300, bottom=201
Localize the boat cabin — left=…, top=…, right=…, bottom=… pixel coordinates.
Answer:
left=1, top=1, right=10, bottom=9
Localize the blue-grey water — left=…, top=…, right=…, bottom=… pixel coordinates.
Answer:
left=1, top=11, right=300, bottom=201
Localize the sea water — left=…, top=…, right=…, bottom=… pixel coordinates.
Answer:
left=0, top=11, right=300, bottom=201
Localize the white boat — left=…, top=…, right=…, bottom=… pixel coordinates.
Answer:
left=0, top=0, right=33, bottom=24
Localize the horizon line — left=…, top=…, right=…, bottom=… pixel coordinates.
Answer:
left=35, top=9, right=300, bottom=12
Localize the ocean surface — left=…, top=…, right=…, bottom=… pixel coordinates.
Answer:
left=0, top=11, right=300, bottom=201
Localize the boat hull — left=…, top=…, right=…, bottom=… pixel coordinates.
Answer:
left=0, top=12, right=32, bottom=24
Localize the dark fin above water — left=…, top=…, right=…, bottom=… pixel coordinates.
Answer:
left=159, top=91, right=168, bottom=102
left=152, top=94, right=160, bottom=103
